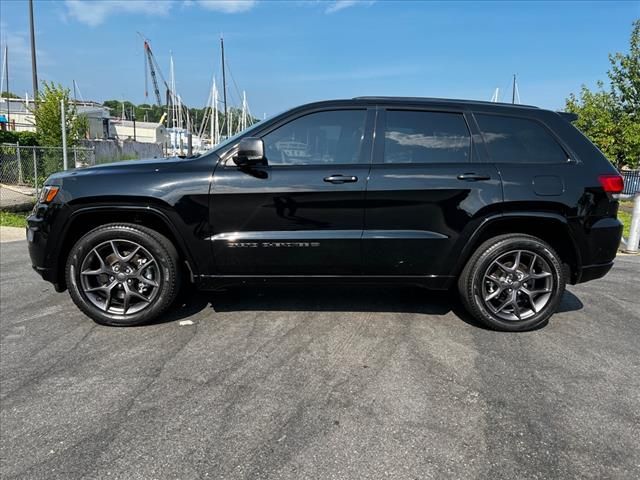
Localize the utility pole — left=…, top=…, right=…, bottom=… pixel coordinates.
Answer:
left=221, top=36, right=228, bottom=138
left=29, top=0, right=38, bottom=100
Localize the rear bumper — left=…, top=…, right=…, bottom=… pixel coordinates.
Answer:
left=571, top=217, right=621, bottom=284
left=576, top=261, right=614, bottom=284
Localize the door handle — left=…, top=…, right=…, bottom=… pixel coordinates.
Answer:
left=457, top=173, right=491, bottom=181
left=324, top=175, right=358, bottom=184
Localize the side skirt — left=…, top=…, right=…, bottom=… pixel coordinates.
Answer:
left=196, top=274, right=456, bottom=291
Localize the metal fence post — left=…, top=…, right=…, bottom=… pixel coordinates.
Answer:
left=33, top=148, right=38, bottom=197
left=623, top=192, right=640, bottom=254
left=16, top=141, right=23, bottom=184
left=61, top=99, right=68, bottom=170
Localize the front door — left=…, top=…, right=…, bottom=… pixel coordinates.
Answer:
left=209, top=108, right=374, bottom=275
left=364, top=107, right=502, bottom=277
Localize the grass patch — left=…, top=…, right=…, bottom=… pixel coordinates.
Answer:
left=618, top=210, right=632, bottom=239
left=0, top=210, right=28, bottom=228
left=618, top=200, right=635, bottom=239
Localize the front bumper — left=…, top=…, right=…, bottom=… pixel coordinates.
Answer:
left=27, top=209, right=66, bottom=291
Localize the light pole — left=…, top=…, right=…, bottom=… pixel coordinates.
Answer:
left=29, top=0, right=38, bottom=100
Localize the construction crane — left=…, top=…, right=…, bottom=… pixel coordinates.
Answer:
left=139, top=33, right=170, bottom=108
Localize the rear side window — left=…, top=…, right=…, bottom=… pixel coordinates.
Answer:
left=476, top=114, right=568, bottom=164
left=383, top=110, right=471, bottom=164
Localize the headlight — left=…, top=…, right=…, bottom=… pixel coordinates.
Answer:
left=39, top=185, right=60, bottom=204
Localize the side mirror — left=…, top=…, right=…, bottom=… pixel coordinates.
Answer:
left=234, top=137, right=266, bottom=167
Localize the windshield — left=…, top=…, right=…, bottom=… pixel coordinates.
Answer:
left=206, top=109, right=285, bottom=155
left=211, top=122, right=264, bottom=152
left=203, top=110, right=288, bottom=155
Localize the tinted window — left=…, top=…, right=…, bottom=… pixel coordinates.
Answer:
left=262, top=110, right=366, bottom=166
left=383, top=110, right=471, bottom=164
left=476, top=114, right=568, bottom=164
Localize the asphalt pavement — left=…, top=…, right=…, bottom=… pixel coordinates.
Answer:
left=1, top=238, right=639, bottom=479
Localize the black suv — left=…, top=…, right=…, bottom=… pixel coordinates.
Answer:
left=27, top=97, right=624, bottom=331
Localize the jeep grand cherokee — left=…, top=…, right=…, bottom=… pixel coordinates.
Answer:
left=27, top=97, right=624, bottom=331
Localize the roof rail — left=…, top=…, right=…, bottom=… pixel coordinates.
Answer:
left=352, top=96, right=539, bottom=109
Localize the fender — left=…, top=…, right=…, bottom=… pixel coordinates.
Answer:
left=450, top=211, right=582, bottom=279
left=60, top=204, right=200, bottom=278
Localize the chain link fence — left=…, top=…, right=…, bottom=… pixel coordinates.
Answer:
left=621, top=170, right=640, bottom=195
left=0, top=143, right=95, bottom=209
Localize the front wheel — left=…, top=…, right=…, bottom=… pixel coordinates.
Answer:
left=66, top=223, right=181, bottom=326
left=458, top=234, right=566, bottom=331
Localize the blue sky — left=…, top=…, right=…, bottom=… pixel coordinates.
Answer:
left=1, top=0, right=638, bottom=116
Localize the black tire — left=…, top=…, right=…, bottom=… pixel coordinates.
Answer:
left=458, top=234, right=566, bottom=332
left=65, top=223, right=181, bottom=326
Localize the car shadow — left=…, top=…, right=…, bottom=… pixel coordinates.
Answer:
left=158, top=285, right=584, bottom=330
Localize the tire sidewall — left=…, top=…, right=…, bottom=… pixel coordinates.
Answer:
left=469, top=237, right=565, bottom=331
left=66, top=225, right=177, bottom=326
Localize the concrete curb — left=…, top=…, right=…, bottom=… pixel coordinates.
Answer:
left=0, top=226, right=26, bottom=243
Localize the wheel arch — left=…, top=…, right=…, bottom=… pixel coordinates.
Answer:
left=55, top=205, right=196, bottom=291
left=453, top=213, right=582, bottom=284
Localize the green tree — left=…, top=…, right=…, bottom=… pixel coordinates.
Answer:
left=1, top=91, right=20, bottom=99
left=565, top=20, right=640, bottom=169
left=609, top=19, right=640, bottom=116
left=32, top=82, right=87, bottom=146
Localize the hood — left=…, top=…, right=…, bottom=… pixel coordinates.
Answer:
left=46, top=156, right=188, bottom=183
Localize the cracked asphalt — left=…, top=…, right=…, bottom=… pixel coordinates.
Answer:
left=1, top=239, right=639, bottom=479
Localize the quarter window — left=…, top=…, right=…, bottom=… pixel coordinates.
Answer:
left=262, top=110, right=366, bottom=166
left=383, top=110, right=471, bottom=164
left=476, top=114, right=568, bottom=164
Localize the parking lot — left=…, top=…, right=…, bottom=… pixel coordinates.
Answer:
left=1, top=238, right=639, bottom=479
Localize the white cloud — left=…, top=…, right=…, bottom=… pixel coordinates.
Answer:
left=64, top=0, right=256, bottom=26
left=195, top=0, right=257, bottom=13
left=64, top=0, right=175, bottom=27
left=325, top=0, right=369, bottom=14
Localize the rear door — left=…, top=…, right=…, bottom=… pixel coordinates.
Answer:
left=209, top=108, right=374, bottom=275
left=363, top=107, right=502, bottom=276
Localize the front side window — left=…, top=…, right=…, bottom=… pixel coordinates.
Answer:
left=383, top=110, right=471, bottom=164
left=476, top=114, right=568, bottom=164
left=262, top=110, right=366, bottom=166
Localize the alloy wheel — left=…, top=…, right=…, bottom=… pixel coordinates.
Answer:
left=480, top=249, right=554, bottom=321
left=79, top=239, right=161, bottom=315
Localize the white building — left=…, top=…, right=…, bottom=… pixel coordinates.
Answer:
left=0, top=97, right=111, bottom=139
left=111, top=119, right=168, bottom=145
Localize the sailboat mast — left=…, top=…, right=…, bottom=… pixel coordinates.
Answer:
left=221, top=36, right=228, bottom=138
left=214, top=77, right=216, bottom=147
left=170, top=52, right=176, bottom=130
left=240, top=90, right=247, bottom=130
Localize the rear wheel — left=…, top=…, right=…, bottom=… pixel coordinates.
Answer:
left=66, top=223, right=180, bottom=326
left=458, top=234, right=566, bottom=331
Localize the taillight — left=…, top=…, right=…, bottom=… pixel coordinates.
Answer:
left=598, top=174, right=624, bottom=193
